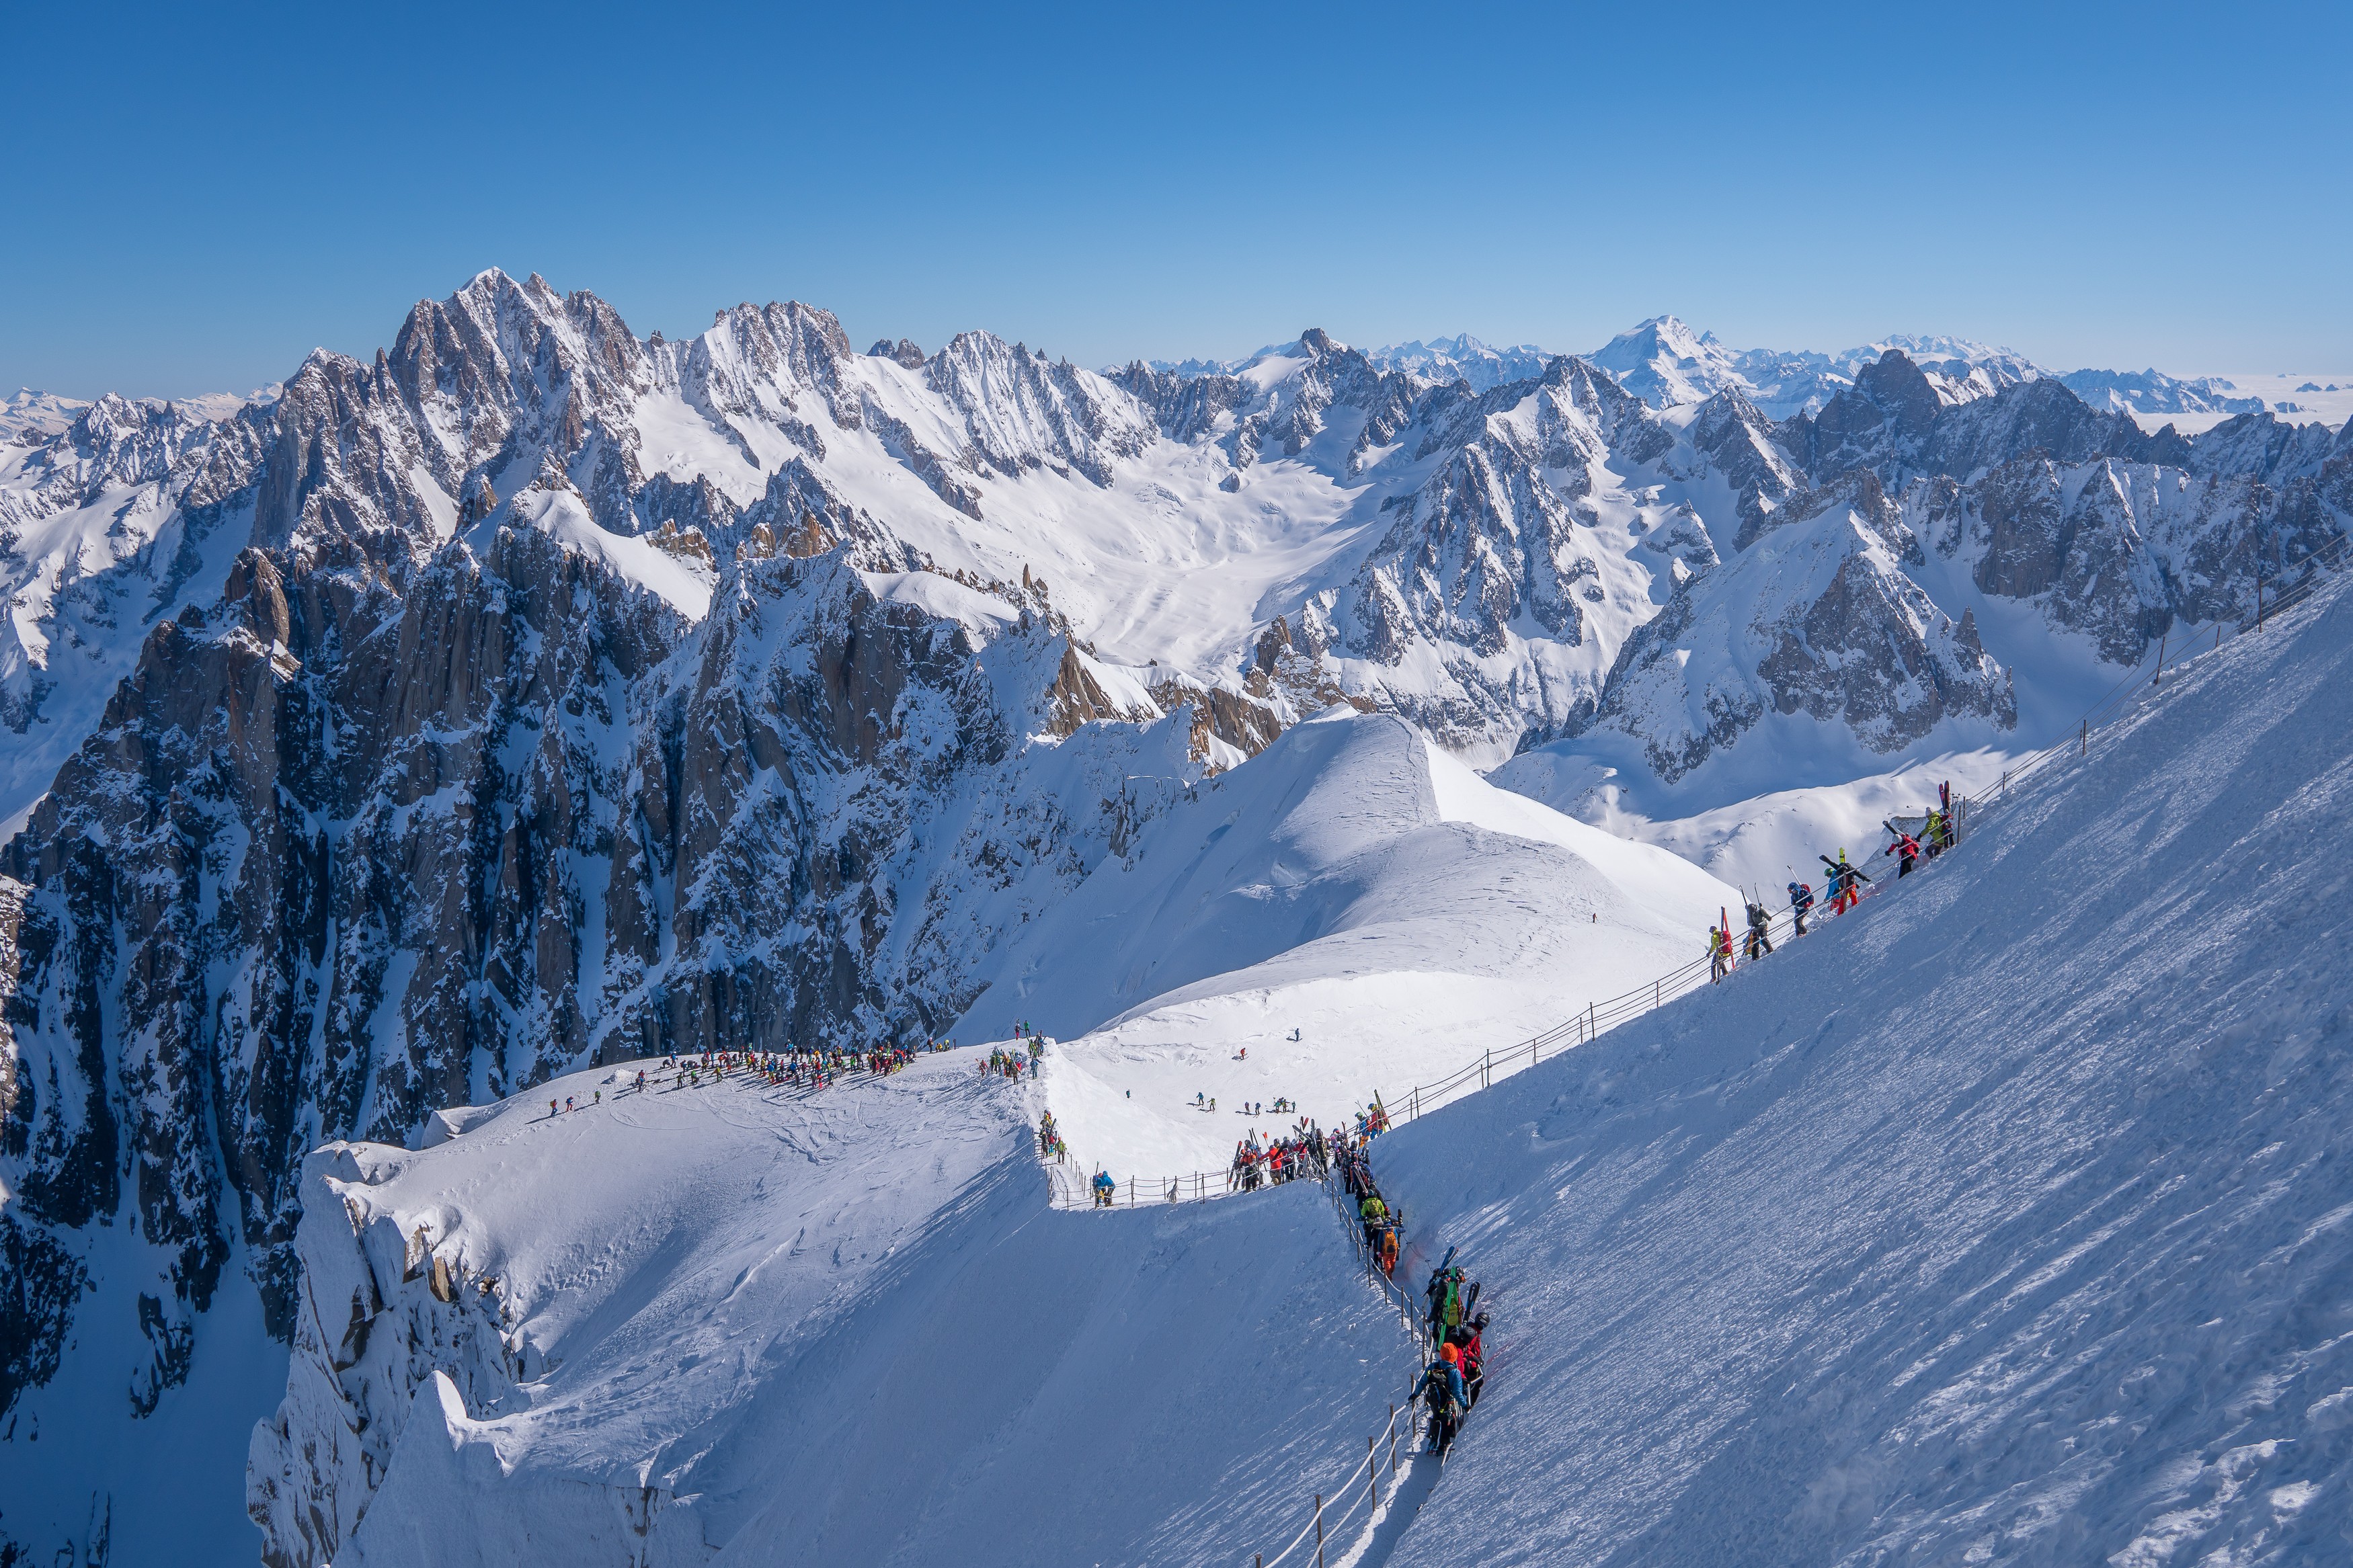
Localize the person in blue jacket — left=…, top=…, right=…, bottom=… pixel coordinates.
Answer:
left=1414, top=1343, right=1469, bottom=1454
left=1788, top=878, right=1814, bottom=936
left=1091, top=1169, right=1116, bottom=1208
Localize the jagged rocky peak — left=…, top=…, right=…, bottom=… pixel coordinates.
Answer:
left=924, top=331, right=1157, bottom=488
left=869, top=337, right=928, bottom=368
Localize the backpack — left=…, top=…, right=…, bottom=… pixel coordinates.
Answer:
left=1425, top=1364, right=1458, bottom=1414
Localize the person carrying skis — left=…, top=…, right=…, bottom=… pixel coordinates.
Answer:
left=1454, top=1311, right=1490, bottom=1407
left=1787, top=878, right=1813, bottom=936
left=1744, top=899, right=1774, bottom=960
left=1414, top=1344, right=1468, bottom=1455
left=1708, top=925, right=1730, bottom=983
left=1425, top=1255, right=1466, bottom=1341
left=1886, top=825, right=1921, bottom=877
left=1360, top=1191, right=1389, bottom=1246
left=1823, top=850, right=1871, bottom=913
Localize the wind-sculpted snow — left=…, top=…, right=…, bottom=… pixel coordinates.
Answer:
left=1369, top=581, right=2353, bottom=1566
left=250, top=1053, right=1417, bottom=1568
left=959, top=712, right=1737, bottom=1178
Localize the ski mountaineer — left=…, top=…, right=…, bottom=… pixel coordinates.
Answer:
left=1822, top=851, right=1872, bottom=913
left=1360, top=1191, right=1389, bottom=1247
left=1744, top=899, right=1774, bottom=960
left=1884, top=821, right=1922, bottom=877
left=1788, top=878, right=1814, bottom=936
left=1092, top=1169, right=1117, bottom=1208
left=1426, top=1254, right=1467, bottom=1341
left=1453, top=1311, right=1490, bottom=1408
left=1414, top=1344, right=1469, bottom=1455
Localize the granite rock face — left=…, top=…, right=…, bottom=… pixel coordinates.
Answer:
left=0, top=520, right=1194, bottom=1440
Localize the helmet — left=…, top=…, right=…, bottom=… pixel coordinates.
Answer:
left=1473, top=1312, right=1490, bottom=1330
left=1439, top=1343, right=1459, bottom=1364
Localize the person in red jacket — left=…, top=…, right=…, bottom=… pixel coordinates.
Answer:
left=1455, top=1311, right=1488, bottom=1408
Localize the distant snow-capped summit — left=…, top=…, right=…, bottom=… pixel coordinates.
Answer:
left=2058, top=367, right=2264, bottom=416
left=1587, top=316, right=1750, bottom=409
left=1585, top=321, right=2045, bottom=418
left=0, top=388, right=89, bottom=443
left=1363, top=334, right=1553, bottom=390
left=1, top=384, right=276, bottom=446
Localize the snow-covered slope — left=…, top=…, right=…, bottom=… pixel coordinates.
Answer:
left=1366, top=574, right=2353, bottom=1565
left=959, top=711, right=1736, bottom=1177
left=249, top=1050, right=1419, bottom=1568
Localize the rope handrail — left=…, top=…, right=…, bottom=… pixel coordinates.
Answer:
left=1043, top=538, right=2351, bottom=1200
left=1243, top=1166, right=1436, bottom=1568
left=1234, top=544, right=2353, bottom=1567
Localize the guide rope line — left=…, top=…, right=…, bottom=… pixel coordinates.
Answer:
left=1048, top=538, right=2352, bottom=1202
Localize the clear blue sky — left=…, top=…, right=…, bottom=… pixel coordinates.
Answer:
left=5, top=0, right=2348, bottom=399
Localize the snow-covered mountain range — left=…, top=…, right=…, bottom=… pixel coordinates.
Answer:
left=1, top=271, right=2349, bottom=1563
left=247, top=569, right=2353, bottom=1566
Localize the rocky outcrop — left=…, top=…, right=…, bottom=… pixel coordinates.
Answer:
left=1782, top=349, right=2190, bottom=484
left=1572, top=475, right=2013, bottom=781
left=0, top=511, right=1195, bottom=1478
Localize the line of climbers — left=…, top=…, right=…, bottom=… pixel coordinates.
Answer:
left=1412, top=1247, right=1489, bottom=1458
left=1337, top=1132, right=1492, bottom=1456
left=982, top=1038, right=1044, bottom=1081
left=1710, top=781, right=1964, bottom=981
left=1336, top=1133, right=1402, bottom=1278
left=1035, top=1108, right=1070, bottom=1163
left=647, top=1043, right=930, bottom=1096
left=1227, top=1118, right=1332, bottom=1192
left=540, top=1040, right=956, bottom=1120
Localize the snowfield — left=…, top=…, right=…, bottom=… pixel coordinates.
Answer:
left=1364, top=575, right=2353, bottom=1565
left=241, top=558, right=2353, bottom=1567
left=249, top=1050, right=1423, bottom=1568
left=959, top=710, right=1737, bottom=1180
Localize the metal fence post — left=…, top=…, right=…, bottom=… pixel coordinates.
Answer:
left=1314, top=1492, right=1324, bottom=1568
